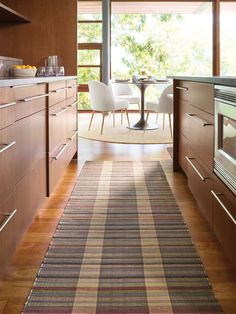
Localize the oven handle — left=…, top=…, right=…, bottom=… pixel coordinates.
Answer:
left=211, top=190, right=236, bottom=225
left=185, top=113, right=213, bottom=127
left=185, top=156, right=208, bottom=181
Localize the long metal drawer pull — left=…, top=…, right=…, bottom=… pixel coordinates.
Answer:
left=51, top=87, right=68, bottom=93
left=176, top=86, right=188, bottom=91
left=0, top=141, right=16, bottom=155
left=69, top=131, right=78, bottom=141
left=68, top=85, right=76, bottom=89
left=52, top=107, right=68, bottom=117
left=185, top=113, right=212, bottom=127
left=11, top=83, right=41, bottom=89
left=185, top=156, right=208, bottom=181
left=53, top=143, right=69, bottom=160
left=68, top=101, right=78, bottom=108
left=22, top=93, right=49, bottom=102
left=0, top=102, right=16, bottom=109
left=211, top=190, right=236, bottom=225
left=0, top=210, right=17, bottom=232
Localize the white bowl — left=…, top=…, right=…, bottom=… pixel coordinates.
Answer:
left=13, top=68, right=37, bottom=77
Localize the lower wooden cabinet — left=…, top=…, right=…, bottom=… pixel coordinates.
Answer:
left=178, top=133, right=188, bottom=175
left=212, top=176, right=236, bottom=267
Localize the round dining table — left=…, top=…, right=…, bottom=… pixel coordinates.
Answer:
left=114, top=79, right=170, bottom=130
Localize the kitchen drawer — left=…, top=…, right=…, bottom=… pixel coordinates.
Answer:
left=175, top=81, right=189, bottom=102
left=67, top=79, right=77, bottom=88
left=15, top=109, right=46, bottom=183
left=49, top=81, right=67, bottom=107
left=0, top=87, right=15, bottom=130
left=15, top=95, right=47, bottom=121
left=49, top=100, right=68, bottom=152
left=0, top=125, right=15, bottom=204
left=188, top=82, right=214, bottom=114
left=212, top=175, right=236, bottom=268
left=12, top=83, right=47, bottom=102
left=178, top=133, right=189, bottom=175
left=0, top=193, right=17, bottom=276
left=67, top=83, right=77, bottom=101
left=15, top=156, right=46, bottom=240
left=48, top=143, right=68, bottom=195
left=187, top=149, right=214, bottom=225
left=179, top=99, right=190, bottom=139
left=186, top=104, right=214, bottom=170
left=66, top=132, right=77, bottom=167
left=66, top=100, right=78, bottom=139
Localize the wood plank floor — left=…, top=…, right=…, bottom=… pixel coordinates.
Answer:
left=0, top=137, right=236, bottom=314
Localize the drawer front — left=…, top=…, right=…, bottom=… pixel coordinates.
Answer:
left=186, top=104, right=214, bottom=170
left=15, top=109, right=46, bottom=183
left=12, top=83, right=47, bottom=101
left=15, top=156, right=46, bottom=240
left=67, top=83, right=77, bottom=101
left=179, top=99, right=190, bottom=139
left=66, top=133, right=77, bottom=167
left=0, top=125, right=15, bottom=204
left=187, top=149, right=213, bottom=225
left=15, top=96, right=47, bottom=121
left=188, top=82, right=214, bottom=114
left=178, top=133, right=189, bottom=175
left=212, top=177, right=236, bottom=267
left=0, top=193, right=17, bottom=276
left=66, top=101, right=78, bottom=139
left=175, top=81, right=189, bottom=102
left=67, top=79, right=77, bottom=88
left=0, top=87, right=15, bottom=130
left=49, top=81, right=67, bottom=107
left=49, top=101, right=68, bottom=152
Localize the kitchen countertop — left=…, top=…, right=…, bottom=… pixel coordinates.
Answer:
left=0, top=76, right=77, bottom=87
left=169, top=76, right=236, bottom=87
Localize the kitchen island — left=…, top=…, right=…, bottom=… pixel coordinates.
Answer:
left=171, top=76, right=236, bottom=269
left=0, top=76, right=78, bottom=275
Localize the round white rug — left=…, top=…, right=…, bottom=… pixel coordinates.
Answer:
left=78, top=112, right=173, bottom=144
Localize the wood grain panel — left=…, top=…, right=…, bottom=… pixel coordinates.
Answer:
left=188, top=82, right=214, bottom=114
left=0, top=87, right=15, bottom=130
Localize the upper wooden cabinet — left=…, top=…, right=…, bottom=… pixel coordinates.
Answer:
left=0, top=3, right=30, bottom=23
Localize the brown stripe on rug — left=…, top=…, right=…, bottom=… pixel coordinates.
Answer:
left=23, top=161, right=222, bottom=314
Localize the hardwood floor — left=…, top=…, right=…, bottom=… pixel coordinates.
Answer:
left=0, top=137, right=236, bottom=314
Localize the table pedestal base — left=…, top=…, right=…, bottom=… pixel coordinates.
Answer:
left=127, top=119, right=159, bottom=130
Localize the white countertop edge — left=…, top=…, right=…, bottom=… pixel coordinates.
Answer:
left=0, top=76, right=77, bottom=87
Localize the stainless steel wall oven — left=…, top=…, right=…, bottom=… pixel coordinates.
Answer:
left=214, top=85, right=236, bottom=195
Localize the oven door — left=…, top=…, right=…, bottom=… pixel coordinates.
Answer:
left=214, top=98, right=236, bottom=195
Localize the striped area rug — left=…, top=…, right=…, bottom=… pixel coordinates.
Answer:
left=23, top=161, right=222, bottom=314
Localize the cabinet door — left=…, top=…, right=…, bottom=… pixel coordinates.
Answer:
left=66, top=100, right=78, bottom=139
left=179, top=99, right=190, bottom=139
left=178, top=133, right=189, bottom=175
left=175, top=81, right=189, bottom=102
left=49, top=81, right=67, bottom=107
left=0, top=125, right=15, bottom=204
left=15, top=109, right=46, bottom=183
left=212, top=176, right=236, bottom=268
left=187, top=149, right=213, bottom=225
left=0, top=194, right=17, bottom=276
left=67, top=80, right=77, bottom=101
left=188, top=82, right=214, bottom=114
left=0, top=87, right=15, bottom=130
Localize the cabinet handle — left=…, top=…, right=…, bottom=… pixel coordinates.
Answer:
left=22, top=93, right=49, bottom=102
left=68, top=85, right=76, bottom=89
left=68, top=101, right=78, bottom=108
left=0, top=210, right=17, bottom=232
left=11, top=83, right=44, bottom=89
left=51, top=87, right=68, bottom=93
left=68, top=131, right=78, bottom=141
left=0, top=141, right=16, bottom=155
left=185, top=113, right=212, bottom=127
left=0, top=102, right=16, bottom=110
left=185, top=156, right=208, bottom=181
left=53, top=143, right=69, bottom=160
left=176, top=86, right=188, bottom=91
left=51, top=107, right=68, bottom=117
left=211, top=190, right=236, bottom=225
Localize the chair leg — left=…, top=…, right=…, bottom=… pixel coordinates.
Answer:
left=163, top=113, right=165, bottom=130
left=113, top=110, right=115, bottom=127
left=168, top=113, right=173, bottom=138
left=138, top=102, right=141, bottom=111
left=121, top=109, right=123, bottom=125
left=101, top=112, right=106, bottom=135
left=125, top=109, right=130, bottom=127
left=146, top=111, right=150, bottom=123
left=156, top=113, right=159, bottom=124
left=88, top=111, right=95, bottom=131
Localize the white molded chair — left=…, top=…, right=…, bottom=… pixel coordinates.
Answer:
left=110, top=82, right=141, bottom=110
left=146, top=85, right=173, bottom=137
left=88, top=80, right=130, bottom=135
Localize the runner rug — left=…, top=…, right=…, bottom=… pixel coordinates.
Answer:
left=23, top=161, right=222, bottom=314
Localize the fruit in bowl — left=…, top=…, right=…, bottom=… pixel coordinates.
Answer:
left=13, top=65, right=37, bottom=77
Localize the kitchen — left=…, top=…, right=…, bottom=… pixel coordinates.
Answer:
left=0, top=1, right=236, bottom=314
